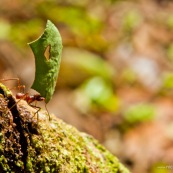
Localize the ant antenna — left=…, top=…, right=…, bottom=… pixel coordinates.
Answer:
left=44, top=102, right=50, bottom=120
left=0, top=78, right=25, bottom=92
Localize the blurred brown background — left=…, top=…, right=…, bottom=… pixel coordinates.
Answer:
left=1, top=0, right=173, bottom=172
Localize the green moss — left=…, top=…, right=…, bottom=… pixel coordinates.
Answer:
left=0, top=83, right=130, bottom=173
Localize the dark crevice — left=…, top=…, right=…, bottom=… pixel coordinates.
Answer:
left=28, top=121, right=39, bottom=135
left=0, top=87, right=6, bottom=97
left=6, top=95, right=28, bottom=172
left=0, top=86, right=28, bottom=172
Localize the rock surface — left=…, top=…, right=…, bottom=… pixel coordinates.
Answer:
left=0, top=83, right=129, bottom=173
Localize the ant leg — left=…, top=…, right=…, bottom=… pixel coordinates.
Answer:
left=44, top=102, right=50, bottom=121
left=31, top=102, right=50, bottom=121
left=4, top=98, right=23, bottom=117
left=18, top=85, right=25, bottom=93
left=4, top=92, right=29, bottom=118
left=0, top=78, right=20, bottom=87
left=32, top=96, right=50, bottom=121
left=30, top=100, right=40, bottom=121
left=34, top=100, right=37, bottom=107
left=0, top=78, right=20, bottom=83
left=30, top=105, right=41, bottom=121
left=10, top=84, right=25, bottom=93
left=0, top=78, right=24, bottom=92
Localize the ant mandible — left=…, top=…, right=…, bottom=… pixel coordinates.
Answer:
left=0, top=78, right=50, bottom=120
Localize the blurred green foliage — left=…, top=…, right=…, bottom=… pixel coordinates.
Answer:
left=10, top=19, right=43, bottom=48
left=1, top=1, right=173, bottom=172
left=167, top=43, right=173, bottom=62
left=7, top=1, right=106, bottom=51
left=124, top=103, right=155, bottom=124
left=162, top=72, right=173, bottom=89
left=121, top=68, right=137, bottom=84
left=74, top=77, right=119, bottom=112
left=122, top=10, right=142, bottom=34
left=62, top=48, right=115, bottom=82
left=167, top=15, right=173, bottom=30
left=38, top=4, right=102, bottom=35
left=0, top=0, right=170, bottom=115
left=0, top=19, right=11, bottom=39
left=151, top=162, right=171, bottom=173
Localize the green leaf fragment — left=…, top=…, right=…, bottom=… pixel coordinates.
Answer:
left=28, top=20, right=63, bottom=103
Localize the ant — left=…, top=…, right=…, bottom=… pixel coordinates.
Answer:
left=0, top=78, right=50, bottom=121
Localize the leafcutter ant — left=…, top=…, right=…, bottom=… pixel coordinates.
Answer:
left=0, top=78, right=50, bottom=120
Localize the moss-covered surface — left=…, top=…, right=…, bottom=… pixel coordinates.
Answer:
left=0, top=83, right=130, bottom=173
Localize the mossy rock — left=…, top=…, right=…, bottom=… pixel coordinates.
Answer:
left=0, top=83, right=130, bottom=173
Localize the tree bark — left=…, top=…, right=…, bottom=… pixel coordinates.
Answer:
left=0, top=83, right=130, bottom=173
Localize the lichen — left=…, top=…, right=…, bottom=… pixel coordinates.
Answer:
left=0, top=83, right=130, bottom=173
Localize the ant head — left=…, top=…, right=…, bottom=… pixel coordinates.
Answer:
left=37, top=96, right=45, bottom=101
left=32, top=94, right=45, bottom=101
